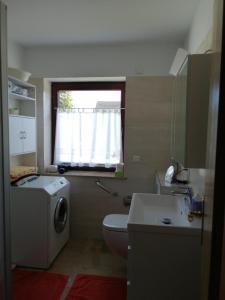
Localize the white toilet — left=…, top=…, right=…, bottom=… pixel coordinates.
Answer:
left=102, top=214, right=128, bottom=258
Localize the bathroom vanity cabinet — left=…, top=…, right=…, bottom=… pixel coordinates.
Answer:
left=127, top=192, right=202, bottom=300
left=127, top=227, right=201, bottom=300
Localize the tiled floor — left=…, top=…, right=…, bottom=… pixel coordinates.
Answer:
left=48, top=239, right=127, bottom=278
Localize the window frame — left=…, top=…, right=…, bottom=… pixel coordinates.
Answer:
left=51, top=81, right=126, bottom=172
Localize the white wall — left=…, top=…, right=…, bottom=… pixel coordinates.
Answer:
left=185, top=0, right=214, bottom=53
left=8, top=39, right=25, bottom=69
left=24, top=42, right=180, bottom=78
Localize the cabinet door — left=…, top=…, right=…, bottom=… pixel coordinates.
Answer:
left=9, top=116, right=23, bottom=155
left=22, top=118, right=36, bottom=153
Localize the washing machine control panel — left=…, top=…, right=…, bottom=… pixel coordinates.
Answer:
left=45, top=177, right=69, bottom=195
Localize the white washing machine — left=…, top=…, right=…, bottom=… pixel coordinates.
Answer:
left=11, top=175, right=70, bottom=269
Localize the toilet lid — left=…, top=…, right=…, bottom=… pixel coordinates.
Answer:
left=103, top=214, right=128, bottom=232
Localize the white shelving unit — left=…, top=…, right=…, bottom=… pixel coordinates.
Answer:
left=8, top=76, right=37, bottom=175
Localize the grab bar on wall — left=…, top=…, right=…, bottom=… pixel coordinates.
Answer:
left=95, top=179, right=118, bottom=197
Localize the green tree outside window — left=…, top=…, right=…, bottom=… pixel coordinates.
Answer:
left=58, top=91, right=73, bottom=111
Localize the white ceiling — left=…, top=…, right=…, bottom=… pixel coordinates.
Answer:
left=5, top=0, right=199, bottom=47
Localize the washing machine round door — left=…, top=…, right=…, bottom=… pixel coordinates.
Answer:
left=54, top=197, right=68, bottom=233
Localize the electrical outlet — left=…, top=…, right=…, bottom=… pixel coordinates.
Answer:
left=132, top=155, right=141, bottom=162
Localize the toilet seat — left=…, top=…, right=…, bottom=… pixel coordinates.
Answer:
left=103, top=214, right=128, bottom=232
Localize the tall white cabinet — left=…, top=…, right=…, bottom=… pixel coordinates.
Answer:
left=8, top=76, right=37, bottom=177
left=172, top=54, right=211, bottom=168
left=9, top=116, right=36, bottom=155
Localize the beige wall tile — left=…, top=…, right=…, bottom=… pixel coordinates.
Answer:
left=37, top=76, right=174, bottom=239
left=67, top=76, right=173, bottom=239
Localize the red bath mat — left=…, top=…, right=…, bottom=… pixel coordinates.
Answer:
left=12, top=269, right=68, bottom=300
left=65, top=274, right=127, bottom=300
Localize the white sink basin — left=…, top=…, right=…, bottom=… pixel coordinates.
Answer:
left=128, top=193, right=201, bottom=234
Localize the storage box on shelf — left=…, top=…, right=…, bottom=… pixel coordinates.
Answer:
left=8, top=76, right=37, bottom=180
left=8, top=76, right=36, bottom=117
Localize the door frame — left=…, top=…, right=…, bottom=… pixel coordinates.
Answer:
left=204, top=0, right=225, bottom=299
left=209, top=10, right=225, bottom=298
left=0, top=1, right=11, bottom=299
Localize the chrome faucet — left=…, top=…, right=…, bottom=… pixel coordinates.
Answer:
left=171, top=186, right=203, bottom=218
left=171, top=186, right=193, bottom=210
left=171, top=186, right=192, bottom=196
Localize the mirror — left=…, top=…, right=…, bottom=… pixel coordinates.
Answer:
left=171, top=54, right=211, bottom=168
left=171, top=59, right=188, bottom=167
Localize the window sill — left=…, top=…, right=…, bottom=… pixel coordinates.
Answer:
left=43, top=170, right=127, bottom=179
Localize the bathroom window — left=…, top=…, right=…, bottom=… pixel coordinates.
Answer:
left=51, top=82, right=125, bottom=171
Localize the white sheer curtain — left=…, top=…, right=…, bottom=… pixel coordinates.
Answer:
left=54, top=108, right=122, bottom=168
